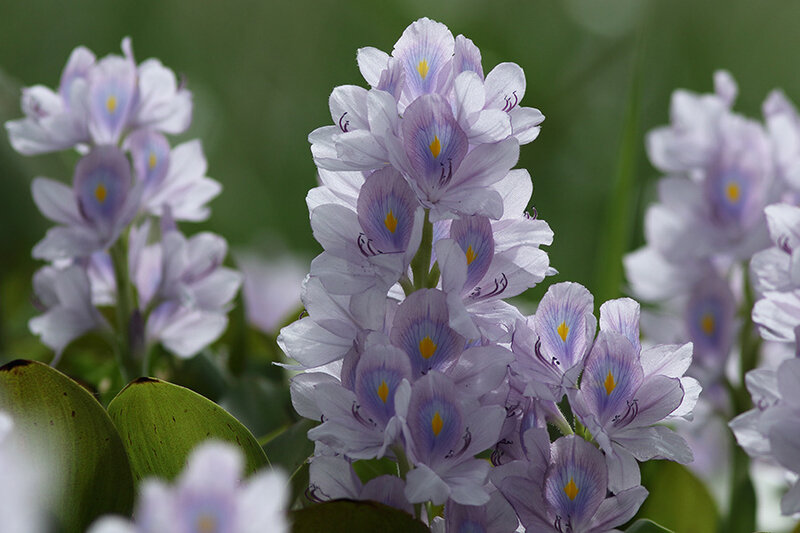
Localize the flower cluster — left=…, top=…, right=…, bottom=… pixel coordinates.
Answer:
left=281, top=18, right=700, bottom=531
left=625, top=70, right=800, bottom=519
left=6, top=39, right=239, bottom=373
left=88, top=441, right=288, bottom=533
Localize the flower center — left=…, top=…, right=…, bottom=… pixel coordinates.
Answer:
left=557, top=321, right=569, bottom=342
left=417, top=59, right=430, bottom=80
left=94, top=183, right=107, bottom=203
left=429, top=135, right=441, bottom=158
left=384, top=209, right=398, bottom=233
left=377, top=380, right=389, bottom=403
left=105, top=95, right=117, bottom=114
left=701, top=312, right=715, bottom=336
left=431, top=411, right=443, bottom=436
left=604, top=371, right=616, bottom=395
left=419, top=336, right=437, bottom=359
left=564, top=477, right=579, bottom=501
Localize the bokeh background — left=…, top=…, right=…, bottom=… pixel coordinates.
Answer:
left=1, top=0, right=800, bottom=530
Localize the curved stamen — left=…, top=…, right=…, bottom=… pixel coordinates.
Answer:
left=438, top=159, right=454, bottom=187
left=357, top=233, right=383, bottom=257
left=351, top=401, right=377, bottom=428
left=445, top=427, right=473, bottom=459
left=554, top=515, right=563, bottom=533
left=524, top=206, right=538, bottom=220
left=305, top=484, right=330, bottom=503
left=612, top=398, right=639, bottom=428
left=469, top=273, right=508, bottom=301
left=338, top=112, right=350, bottom=133
left=779, top=236, right=793, bottom=254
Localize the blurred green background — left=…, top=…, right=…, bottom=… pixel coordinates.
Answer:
left=2, top=1, right=800, bottom=530
left=3, top=0, right=800, bottom=351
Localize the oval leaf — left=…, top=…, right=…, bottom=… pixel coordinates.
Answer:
left=292, top=500, right=429, bottom=533
left=107, top=377, right=268, bottom=483
left=0, top=359, right=134, bottom=532
left=637, top=461, right=718, bottom=533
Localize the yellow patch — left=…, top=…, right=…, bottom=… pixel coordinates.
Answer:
left=105, top=95, right=117, bottom=114
left=557, top=321, right=569, bottom=342
left=465, top=245, right=477, bottom=265
left=94, top=184, right=107, bottom=203
left=564, top=477, right=579, bottom=501
left=196, top=514, right=218, bottom=533
left=417, top=59, right=430, bottom=80
left=725, top=182, right=741, bottom=203
left=604, top=371, right=616, bottom=395
left=701, top=313, right=715, bottom=336
left=384, top=210, right=398, bottom=234
left=148, top=152, right=157, bottom=170
left=377, top=380, right=389, bottom=404
left=431, top=411, right=443, bottom=436
left=419, top=336, right=437, bottom=359
left=429, top=135, right=442, bottom=158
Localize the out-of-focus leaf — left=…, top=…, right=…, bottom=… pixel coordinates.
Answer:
left=168, top=350, right=229, bottom=402
left=0, top=359, right=134, bottom=532
left=637, top=461, right=718, bottom=533
left=352, top=457, right=399, bottom=484
left=219, top=375, right=292, bottom=438
left=626, top=519, right=674, bottom=533
left=107, top=377, right=267, bottom=483
left=721, top=445, right=756, bottom=533
left=291, top=500, right=428, bottom=533
left=263, top=417, right=315, bottom=473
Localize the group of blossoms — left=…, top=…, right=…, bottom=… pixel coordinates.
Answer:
left=6, top=37, right=240, bottom=370
left=3, top=39, right=292, bottom=533
left=624, top=70, right=800, bottom=516
left=280, top=18, right=701, bottom=532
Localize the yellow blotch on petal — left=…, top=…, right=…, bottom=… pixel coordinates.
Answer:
left=431, top=411, right=443, bottom=437
left=105, top=95, right=117, bottom=114
left=417, top=59, right=430, bottom=80
left=564, top=477, right=579, bottom=501
left=419, top=336, right=437, bottom=359
left=429, top=135, right=442, bottom=158
left=557, top=321, right=569, bottom=343
left=604, top=371, right=616, bottom=396
left=384, top=210, right=398, bottom=234
left=377, top=380, right=389, bottom=404
left=701, top=313, right=715, bottom=336
left=94, top=184, right=107, bottom=203
left=465, top=245, right=477, bottom=265
left=196, top=514, right=218, bottom=533
left=725, top=182, right=741, bottom=204
left=148, top=152, right=157, bottom=170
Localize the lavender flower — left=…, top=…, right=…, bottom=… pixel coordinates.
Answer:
left=88, top=441, right=288, bottom=533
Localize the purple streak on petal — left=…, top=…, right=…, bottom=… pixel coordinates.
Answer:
left=392, top=17, right=455, bottom=101
left=73, top=146, right=132, bottom=234
left=357, top=167, right=419, bottom=254
left=354, top=343, right=412, bottom=427
left=581, top=332, right=644, bottom=428
left=453, top=35, right=483, bottom=80
left=450, top=215, right=494, bottom=293
left=88, top=55, right=137, bottom=143
left=390, top=289, right=465, bottom=377
left=401, top=94, right=468, bottom=200
left=406, top=371, right=464, bottom=466
left=599, top=297, right=641, bottom=352
left=684, top=272, right=735, bottom=368
left=59, top=46, right=95, bottom=106
left=533, top=282, right=595, bottom=370
left=376, top=58, right=405, bottom=102
left=544, top=435, right=607, bottom=531
left=127, top=129, right=171, bottom=194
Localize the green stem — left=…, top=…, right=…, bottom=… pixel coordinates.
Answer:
left=110, top=237, right=139, bottom=381
left=410, top=209, right=433, bottom=290
left=399, top=275, right=415, bottom=297
left=392, top=445, right=422, bottom=519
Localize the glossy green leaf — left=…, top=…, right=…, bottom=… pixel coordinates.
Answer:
left=637, top=461, right=718, bottom=533
left=352, top=457, right=399, bottom=484
left=0, top=359, right=134, bottom=532
left=292, top=500, right=429, bottom=533
left=626, top=519, right=674, bottom=533
left=263, top=418, right=316, bottom=507
left=107, top=377, right=267, bottom=483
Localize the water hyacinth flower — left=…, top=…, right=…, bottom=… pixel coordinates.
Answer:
left=238, top=253, right=306, bottom=335
left=308, top=455, right=412, bottom=514
left=129, top=223, right=242, bottom=359
left=511, top=282, right=596, bottom=402
left=32, top=146, right=141, bottom=261
left=6, top=37, right=191, bottom=155
left=493, top=430, right=648, bottom=533
left=730, top=358, right=800, bottom=514
left=398, top=371, right=505, bottom=506
left=30, top=263, right=110, bottom=364
left=126, top=131, right=221, bottom=222
left=88, top=441, right=288, bottom=533
left=570, top=298, right=699, bottom=492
